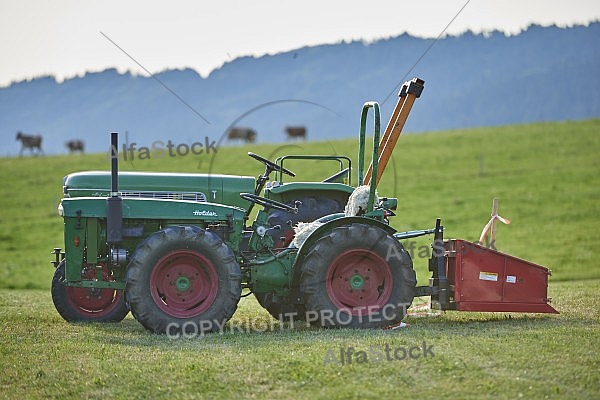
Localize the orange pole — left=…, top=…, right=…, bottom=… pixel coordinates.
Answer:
left=363, top=93, right=407, bottom=185
left=364, top=90, right=418, bottom=186
left=364, top=77, right=424, bottom=186
left=371, top=93, right=417, bottom=186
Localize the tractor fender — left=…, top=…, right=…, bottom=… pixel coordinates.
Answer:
left=288, top=216, right=397, bottom=301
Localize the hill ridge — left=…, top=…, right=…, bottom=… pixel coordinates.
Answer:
left=1, top=22, right=599, bottom=156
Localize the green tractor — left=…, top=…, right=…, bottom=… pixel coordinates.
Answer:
left=51, top=77, right=558, bottom=335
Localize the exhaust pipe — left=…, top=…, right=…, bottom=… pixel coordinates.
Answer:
left=107, top=132, right=122, bottom=244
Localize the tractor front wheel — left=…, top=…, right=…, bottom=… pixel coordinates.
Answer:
left=299, top=223, right=416, bottom=328
left=126, top=226, right=242, bottom=335
left=51, top=260, right=129, bottom=322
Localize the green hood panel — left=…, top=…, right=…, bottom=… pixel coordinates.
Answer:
left=63, top=171, right=254, bottom=211
left=61, top=197, right=246, bottom=221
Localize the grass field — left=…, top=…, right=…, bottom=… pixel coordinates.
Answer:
left=0, top=119, right=599, bottom=398
left=1, top=281, right=598, bottom=399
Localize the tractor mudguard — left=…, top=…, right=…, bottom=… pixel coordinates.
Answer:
left=295, top=215, right=396, bottom=254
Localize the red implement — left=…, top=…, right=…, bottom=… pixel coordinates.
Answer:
left=444, top=239, right=558, bottom=314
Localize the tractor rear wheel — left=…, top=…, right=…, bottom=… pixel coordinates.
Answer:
left=51, top=260, right=129, bottom=322
left=299, top=223, right=416, bottom=328
left=126, top=226, right=241, bottom=335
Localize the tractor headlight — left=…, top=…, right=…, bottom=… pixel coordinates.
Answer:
left=57, top=202, right=64, bottom=217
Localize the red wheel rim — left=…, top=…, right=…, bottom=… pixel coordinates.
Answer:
left=150, top=250, right=219, bottom=318
left=326, top=249, right=393, bottom=316
left=66, top=265, right=123, bottom=317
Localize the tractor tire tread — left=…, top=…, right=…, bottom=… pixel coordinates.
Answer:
left=126, top=225, right=241, bottom=335
left=299, top=223, right=416, bottom=328
left=51, top=260, right=129, bottom=323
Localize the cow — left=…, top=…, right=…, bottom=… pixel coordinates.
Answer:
left=66, top=139, right=85, bottom=154
left=16, top=131, right=44, bottom=156
left=227, top=128, right=257, bottom=143
left=285, top=126, right=306, bottom=140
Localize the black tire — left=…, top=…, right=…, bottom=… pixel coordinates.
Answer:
left=126, top=226, right=241, bottom=335
left=299, top=223, right=416, bottom=328
left=267, top=196, right=343, bottom=248
left=51, top=260, right=129, bottom=322
left=254, top=292, right=306, bottom=321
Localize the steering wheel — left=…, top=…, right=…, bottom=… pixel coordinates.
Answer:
left=248, top=152, right=296, bottom=177
left=240, top=193, right=298, bottom=214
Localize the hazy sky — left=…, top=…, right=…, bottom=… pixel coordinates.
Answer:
left=1, top=0, right=598, bottom=87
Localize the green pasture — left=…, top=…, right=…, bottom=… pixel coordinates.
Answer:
left=1, top=118, right=598, bottom=289
left=0, top=280, right=598, bottom=399
left=0, top=119, right=598, bottom=399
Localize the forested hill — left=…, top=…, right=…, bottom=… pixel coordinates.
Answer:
left=1, top=22, right=598, bottom=155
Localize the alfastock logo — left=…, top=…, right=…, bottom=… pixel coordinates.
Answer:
left=323, top=341, right=435, bottom=366
left=106, top=137, right=217, bottom=161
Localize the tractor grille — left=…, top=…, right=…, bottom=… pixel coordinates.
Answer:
left=70, top=188, right=208, bottom=202
left=119, top=190, right=208, bottom=202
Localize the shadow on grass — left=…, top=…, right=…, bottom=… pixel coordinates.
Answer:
left=77, top=310, right=567, bottom=352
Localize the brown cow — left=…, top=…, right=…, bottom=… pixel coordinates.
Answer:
left=16, top=131, right=44, bottom=156
left=66, top=139, right=85, bottom=154
left=228, top=128, right=257, bottom=143
left=285, top=126, right=306, bottom=140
